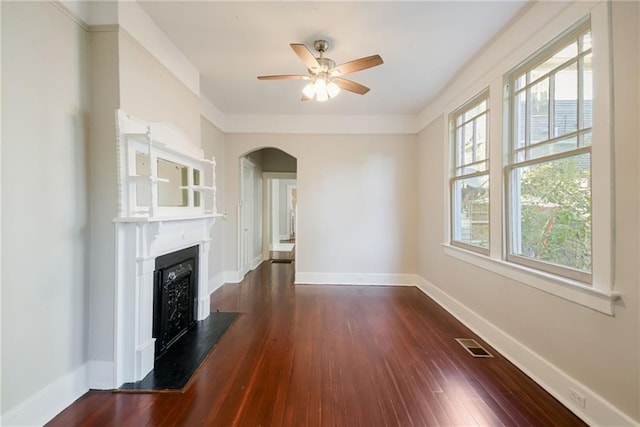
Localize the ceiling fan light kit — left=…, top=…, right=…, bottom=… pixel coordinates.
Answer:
left=257, top=39, right=383, bottom=102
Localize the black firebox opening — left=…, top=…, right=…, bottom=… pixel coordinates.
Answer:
left=153, top=245, right=199, bottom=359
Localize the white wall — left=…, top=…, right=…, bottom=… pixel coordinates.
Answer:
left=224, top=135, right=418, bottom=280
left=1, top=0, right=90, bottom=418
left=416, top=1, right=639, bottom=423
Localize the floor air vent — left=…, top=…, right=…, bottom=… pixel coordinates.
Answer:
left=455, top=338, right=493, bottom=358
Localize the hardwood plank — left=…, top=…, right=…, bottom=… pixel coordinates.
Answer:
left=47, top=262, right=586, bottom=426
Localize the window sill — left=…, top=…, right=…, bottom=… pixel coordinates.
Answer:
left=441, top=244, right=619, bottom=315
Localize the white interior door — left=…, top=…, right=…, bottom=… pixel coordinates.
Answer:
left=286, top=184, right=297, bottom=239
left=240, top=159, right=254, bottom=274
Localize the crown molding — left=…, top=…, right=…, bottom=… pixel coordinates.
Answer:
left=221, top=114, right=420, bottom=135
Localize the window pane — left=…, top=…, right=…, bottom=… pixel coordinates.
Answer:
left=529, top=135, right=577, bottom=160
left=463, top=121, right=475, bottom=165
left=510, top=153, right=591, bottom=273
left=475, top=114, right=488, bottom=161
left=581, top=31, right=592, bottom=52
left=464, top=100, right=487, bottom=122
left=583, top=53, right=593, bottom=128
left=529, top=78, right=549, bottom=144
left=530, top=42, right=578, bottom=82
left=515, top=73, right=526, bottom=91
left=581, top=130, right=592, bottom=147
left=452, top=175, right=489, bottom=249
left=455, top=126, right=464, bottom=167
left=553, top=61, right=578, bottom=137
left=514, top=90, right=527, bottom=149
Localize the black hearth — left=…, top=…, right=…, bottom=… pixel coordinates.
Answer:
left=153, top=245, right=199, bottom=359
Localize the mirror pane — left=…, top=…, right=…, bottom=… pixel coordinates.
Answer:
left=157, top=158, right=188, bottom=207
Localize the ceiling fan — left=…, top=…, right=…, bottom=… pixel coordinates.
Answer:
left=257, top=40, right=383, bottom=102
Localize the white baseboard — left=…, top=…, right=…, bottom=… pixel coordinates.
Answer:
left=1, top=363, right=89, bottom=427
left=208, top=272, right=226, bottom=295
left=414, top=275, right=637, bottom=427
left=223, top=270, right=242, bottom=284
left=272, top=243, right=294, bottom=251
left=88, top=360, right=115, bottom=390
left=294, top=272, right=415, bottom=286
left=250, top=254, right=263, bottom=270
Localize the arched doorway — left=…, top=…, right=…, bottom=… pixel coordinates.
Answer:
left=238, top=147, right=297, bottom=276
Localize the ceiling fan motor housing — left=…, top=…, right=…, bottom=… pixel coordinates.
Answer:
left=313, top=39, right=329, bottom=53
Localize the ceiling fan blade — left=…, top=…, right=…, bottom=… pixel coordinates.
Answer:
left=257, top=75, right=309, bottom=80
left=301, top=94, right=312, bottom=101
left=330, top=55, right=383, bottom=75
left=290, top=43, right=320, bottom=71
left=333, top=77, right=370, bottom=95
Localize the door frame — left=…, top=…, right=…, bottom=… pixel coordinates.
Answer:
left=262, top=172, right=296, bottom=260
left=239, top=157, right=256, bottom=276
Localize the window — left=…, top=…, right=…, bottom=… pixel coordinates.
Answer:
left=450, top=91, right=490, bottom=253
left=505, top=21, right=592, bottom=283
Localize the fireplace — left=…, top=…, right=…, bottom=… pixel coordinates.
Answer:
left=153, top=245, right=199, bottom=358
left=107, top=111, right=221, bottom=388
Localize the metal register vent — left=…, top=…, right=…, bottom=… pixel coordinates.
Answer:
left=455, top=338, right=493, bottom=358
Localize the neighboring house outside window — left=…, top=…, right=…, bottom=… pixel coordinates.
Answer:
left=450, top=91, right=490, bottom=254
left=505, top=21, right=592, bottom=283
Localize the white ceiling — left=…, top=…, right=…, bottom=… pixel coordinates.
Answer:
left=138, top=1, right=529, bottom=116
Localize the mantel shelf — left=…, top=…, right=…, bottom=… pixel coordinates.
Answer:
left=179, top=185, right=215, bottom=191
left=114, top=213, right=223, bottom=224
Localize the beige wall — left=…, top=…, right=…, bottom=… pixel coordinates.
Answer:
left=86, top=28, right=120, bottom=366
left=201, top=117, right=226, bottom=282
left=224, top=134, right=418, bottom=276
left=118, top=31, right=201, bottom=146
left=1, top=1, right=90, bottom=414
left=417, top=1, right=639, bottom=421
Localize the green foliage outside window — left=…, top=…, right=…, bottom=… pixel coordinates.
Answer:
left=517, top=154, right=591, bottom=272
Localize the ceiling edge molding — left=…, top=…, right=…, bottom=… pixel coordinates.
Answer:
left=201, top=97, right=226, bottom=131
left=222, top=114, right=420, bottom=135
left=117, top=1, right=200, bottom=97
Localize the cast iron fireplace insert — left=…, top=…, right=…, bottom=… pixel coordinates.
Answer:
left=153, top=245, right=199, bottom=359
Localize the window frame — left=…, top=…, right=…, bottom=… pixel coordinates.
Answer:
left=504, top=19, right=593, bottom=284
left=449, top=89, right=491, bottom=254
left=441, top=3, right=616, bottom=314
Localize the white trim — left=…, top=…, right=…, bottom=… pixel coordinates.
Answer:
left=272, top=243, right=294, bottom=252
left=442, top=244, right=618, bottom=315
left=116, top=1, right=200, bottom=97
left=589, top=0, right=615, bottom=294
left=208, top=272, right=226, bottom=295
left=224, top=114, right=418, bottom=135
left=223, top=270, right=243, bottom=284
left=1, top=364, right=88, bottom=427
left=294, top=272, right=415, bottom=286
left=250, top=254, right=263, bottom=270
left=88, top=360, right=115, bottom=390
left=414, top=275, right=636, bottom=427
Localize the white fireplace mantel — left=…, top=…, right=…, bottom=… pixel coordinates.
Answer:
left=112, top=111, right=221, bottom=386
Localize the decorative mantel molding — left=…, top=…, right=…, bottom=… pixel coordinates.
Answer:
left=112, top=111, right=221, bottom=386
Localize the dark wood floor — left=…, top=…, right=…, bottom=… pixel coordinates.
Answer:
left=48, top=262, right=586, bottom=426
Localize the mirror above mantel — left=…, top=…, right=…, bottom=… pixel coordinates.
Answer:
left=115, top=110, right=219, bottom=222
